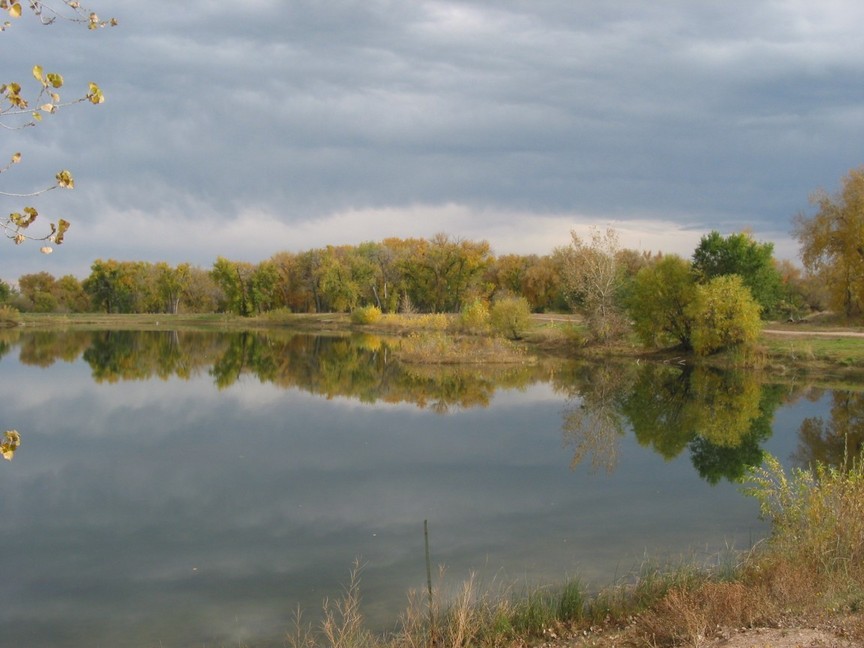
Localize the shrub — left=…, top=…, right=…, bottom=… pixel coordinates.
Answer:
left=745, top=453, right=864, bottom=575
left=350, top=305, right=382, bottom=325
left=459, top=299, right=490, bottom=333
left=264, top=307, right=293, bottom=323
left=489, top=297, right=531, bottom=339
left=686, top=275, right=761, bottom=355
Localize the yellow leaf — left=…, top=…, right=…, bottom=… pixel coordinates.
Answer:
left=32, top=65, right=45, bottom=83
left=46, top=72, right=63, bottom=88
left=88, top=82, right=104, bottom=104
left=40, top=103, right=55, bottom=113
left=11, top=152, right=20, bottom=164
left=55, top=170, right=74, bottom=189
left=1, top=430, right=20, bottom=461
left=55, top=218, right=70, bottom=244
left=8, top=3, right=21, bottom=19
left=32, top=111, right=42, bottom=121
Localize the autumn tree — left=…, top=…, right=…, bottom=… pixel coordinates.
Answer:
left=794, top=167, right=864, bottom=318
left=486, top=253, right=531, bottom=300
left=181, top=266, right=222, bottom=313
left=686, top=275, right=762, bottom=356
left=53, top=273, right=88, bottom=312
left=17, top=270, right=57, bottom=311
left=564, top=227, right=627, bottom=342
left=395, top=234, right=492, bottom=312
left=13, top=271, right=83, bottom=312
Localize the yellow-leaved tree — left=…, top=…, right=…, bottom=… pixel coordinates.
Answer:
left=794, top=167, right=864, bottom=319
left=686, top=274, right=762, bottom=356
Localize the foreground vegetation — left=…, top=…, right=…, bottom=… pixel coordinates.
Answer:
left=280, top=455, right=864, bottom=648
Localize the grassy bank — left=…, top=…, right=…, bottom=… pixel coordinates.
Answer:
left=282, top=455, right=864, bottom=648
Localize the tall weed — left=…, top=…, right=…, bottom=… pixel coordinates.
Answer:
left=744, top=453, right=864, bottom=576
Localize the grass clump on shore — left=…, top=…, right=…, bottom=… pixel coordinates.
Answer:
left=288, top=567, right=588, bottom=648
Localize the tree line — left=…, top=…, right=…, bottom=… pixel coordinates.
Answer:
left=0, top=230, right=812, bottom=324
left=2, top=233, right=572, bottom=316
left=7, top=164, right=864, bottom=350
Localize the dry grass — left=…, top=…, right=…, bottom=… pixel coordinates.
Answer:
left=636, top=581, right=769, bottom=647
left=395, top=331, right=529, bottom=364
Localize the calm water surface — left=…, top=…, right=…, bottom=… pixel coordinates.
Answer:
left=0, top=330, right=847, bottom=647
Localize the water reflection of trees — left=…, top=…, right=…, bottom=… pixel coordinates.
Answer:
left=13, top=329, right=850, bottom=477
left=562, top=363, right=786, bottom=483
left=9, top=330, right=551, bottom=411
left=794, top=390, right=864, bottom=470
left=561, top=362, right=635, bottom=472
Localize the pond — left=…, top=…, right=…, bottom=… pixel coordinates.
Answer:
left=0, top=330, right=855, bottom=647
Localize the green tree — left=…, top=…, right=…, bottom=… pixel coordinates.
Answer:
left=692, top=230, right=783, bottom=316
left=83, top=259, right=136, bottom=313
left=626, top=255, right=696, bottom=349
left=249, top=260, right=282, bottom=313
left=0, top=278, right=11, bottom=303
left=317, top=245, right=364, bottom=312
left=686, top=275, right=762, bottom=356
left=210, top=257, right=255, bottom=316
left=794, top=167, right=864, bottom=318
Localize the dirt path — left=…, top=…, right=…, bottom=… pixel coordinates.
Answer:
left=763, top=328, right=864, bottom=338
left=544, top=623, right=860, bottom=648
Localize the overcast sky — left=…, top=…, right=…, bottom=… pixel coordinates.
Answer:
left=3, top=0, right=864, bottom=280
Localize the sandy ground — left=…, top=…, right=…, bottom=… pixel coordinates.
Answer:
left=541, top=620, right=862, bottom=648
